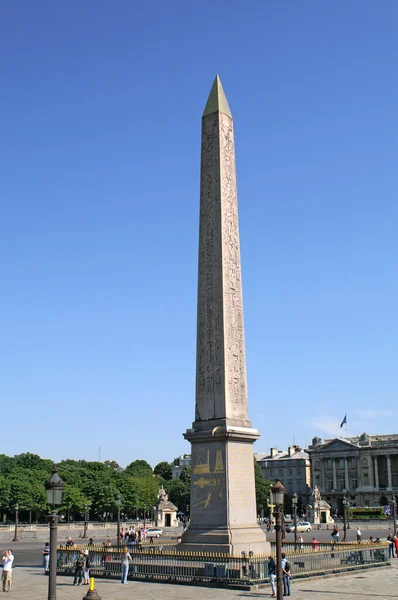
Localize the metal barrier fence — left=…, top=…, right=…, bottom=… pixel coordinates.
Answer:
left=56, top=543, right=389, bottom=586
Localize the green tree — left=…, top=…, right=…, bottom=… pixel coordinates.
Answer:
left=164, top=479, right=190, bottom=513
left=133, top=477, right=159, bottom=509
left=179, top=465, right=191, bottom=484
left=254, top=459, right=271, bottom=514
left=104, top=460, right=122, bottom=472
left=153, top=462, right=172, bottom=480
left=125, top=460, right=152, bottom=478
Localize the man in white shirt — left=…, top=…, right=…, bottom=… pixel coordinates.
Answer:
left=2, top=549, right=14, bottom=592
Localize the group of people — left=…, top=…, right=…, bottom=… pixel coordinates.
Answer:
left=120, top=526, right=147, bottom=545
left=387, top=533, right=398, bottom=558
left=268, top=554, right=291, bottom=597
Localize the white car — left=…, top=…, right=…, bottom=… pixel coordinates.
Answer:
left=286, top=521, right=312, bottom=533
left=146, top=528, right=163, bottom=538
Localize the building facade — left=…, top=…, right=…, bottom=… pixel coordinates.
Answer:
left=172, top=455, right=191, bottom=479
left=307, top=433, right=398, bottom=513
left=256, top=446, right=312, bottom=505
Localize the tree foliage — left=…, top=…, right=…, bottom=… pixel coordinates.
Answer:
left=153, top=462, right=173, bottom=480
left=125, top=460, right=153, bottom=478
left=254, top=459, right=272, bottom=514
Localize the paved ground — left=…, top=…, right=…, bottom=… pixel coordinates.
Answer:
left=4, top=564, right=398, bottom=599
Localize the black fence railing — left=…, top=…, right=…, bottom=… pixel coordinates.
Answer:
left=56, top=543, right=389, bottom=586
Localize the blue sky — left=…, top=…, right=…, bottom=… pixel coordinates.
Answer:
left=1, top=1, right=397, bottom=467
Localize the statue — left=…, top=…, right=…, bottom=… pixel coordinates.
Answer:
left=158, top=487, right=168, bottom=503
left=312, top=485, right=321, bottom=505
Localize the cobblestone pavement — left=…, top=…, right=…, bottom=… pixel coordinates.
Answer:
left=5, top=564, right=398, bottom=599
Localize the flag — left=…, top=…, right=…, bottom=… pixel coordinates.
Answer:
left=340, top=415, right=347, bottom=428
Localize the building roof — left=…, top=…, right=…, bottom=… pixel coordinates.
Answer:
left=256, top=450, right=309, bottom=462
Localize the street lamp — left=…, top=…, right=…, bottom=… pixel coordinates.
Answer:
left=116, top=494, right=121, bottom=545
left=272, top=476, right=286, bottom=600
left=12, top=504, right=19, bottom=542
left=143, top=503, right=146, bottom=529
left=342, top=496, right=350, bottom=541
left=292, top=492, right=298, bottom=551
left=82, top=503, right=88, bottom=539
left=45, top=466, right=65, bottom=600
left=391, top=497, right=397, bottom=537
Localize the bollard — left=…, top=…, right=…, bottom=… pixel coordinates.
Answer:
left=82, top=577, right=101, bottom=600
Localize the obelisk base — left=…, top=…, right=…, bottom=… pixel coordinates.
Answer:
left=180, top=524, right=270, bottom=555
left=180, top=426, right=270, bottom=555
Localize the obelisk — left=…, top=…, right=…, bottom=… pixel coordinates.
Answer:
left=180, top=76, right=269, bottom=554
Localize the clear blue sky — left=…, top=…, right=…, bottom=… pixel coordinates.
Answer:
left=1, top=1, right=397, bottom=467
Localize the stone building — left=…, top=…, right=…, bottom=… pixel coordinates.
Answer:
left=256, top=446, right=312, bottom=505
left=172, top=455, right=191, bottom=479
left=307, top=433, right=398, bottom=513
left=153, top=487, right=178, bottom=528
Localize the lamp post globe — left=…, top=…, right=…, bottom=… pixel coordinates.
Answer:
left=45, top=466, right=65, bottom=600
left=271, top=477, right=285, bottom=600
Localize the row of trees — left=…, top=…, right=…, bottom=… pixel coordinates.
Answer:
left=0, top=453, right=272, bottom=523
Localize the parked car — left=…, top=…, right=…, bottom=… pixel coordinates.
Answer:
left=146, top=528, right=163, bottom=538
left=286, top=521, right=312, bottom=533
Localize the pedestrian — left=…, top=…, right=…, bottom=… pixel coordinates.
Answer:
left=73, top=552, right=85, bottom=586
left=42, top=542, right=50, bottom=573
left=394, top=535, right=398, bottom=556
left=281, top=552, right=291, bottom=597
left=312, top=537, right=319, bottom=551
left=1, top=550, right=14, bottom=592
left=267, top=556, right=276, bottom=597
left=356, top=526, right=361, bottom=543
left=387, top=534, right=395, bottom=558
left=83, top=549, right=91, bottom=585
left=298, top=535, right=304, bottom=551
left=121, top=547, right=132, bottom=584
left=66, top=536, right=74, bottom=547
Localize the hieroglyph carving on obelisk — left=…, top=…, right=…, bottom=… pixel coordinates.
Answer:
left=180, top=76, right=269, bottom=554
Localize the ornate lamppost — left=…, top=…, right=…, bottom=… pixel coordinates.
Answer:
left=12, top=504, right=19, bottom=542
left=391, top=496, right=397, bottom=537
left=342, top=495, right=350, bottom=541
left=292, top=492, right=298, bottom=551
left=116, top=494, right=121, bottom=545
left=82, top=503, right=88, bottom=539
left=45, top=466, right=65, bottom=600
left=272, top=476, right=286, bottom=600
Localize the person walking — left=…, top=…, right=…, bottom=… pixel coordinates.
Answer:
left=268, top=556, right=276, bottom=597
left=387, top=534, right=395, bottom=558
left=42, top=543, right=50, bottom=574
left=121, top=547, right=132, bottom=584
left=394, top=534, right=398, bottom=558
left=281, top=552, right=291, bottom=596
left=356, top=526, right=361, bottom=543
left=83, top=550, right=91, bottom=585
left=1, top=550, right=14, bottom=592
left=298, top=535, right=304, bottom=551
left=73, top=552, right=85, bottom=586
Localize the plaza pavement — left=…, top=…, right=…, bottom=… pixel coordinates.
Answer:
left=6, top=563, right=398, bottom=599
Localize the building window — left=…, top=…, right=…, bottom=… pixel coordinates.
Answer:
left=278, top=469, right=283, bottom=477
left=327, top=459, right=332, bottom=469
left=270, top=470, right=274, bottom=477
left=340, top=477, right=345, bottom=490
left=351, top=476, right=357, bottom=489
left=327, top=477, right=333, bottom=490
left=287, top=481, right=293, bottom=492
left=288, top=469, right=292, bottom=476
left=339, top=459, right=344, bottom=469
left=314, top=461, right=320, bottom=470
left=297, top=469, right=301, bottom=475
